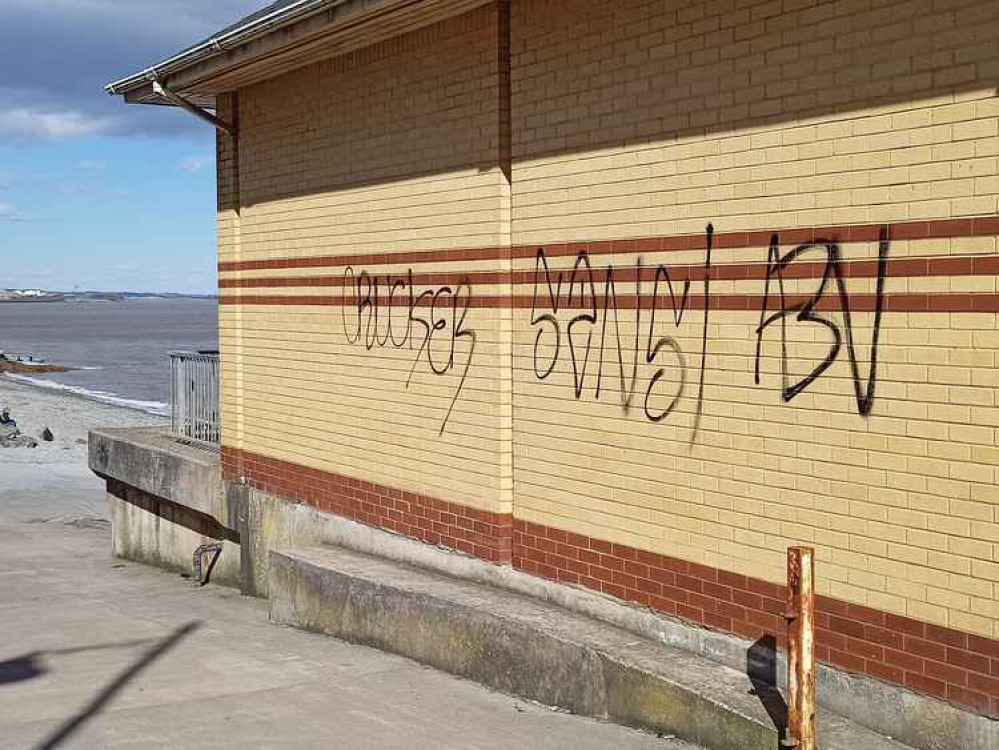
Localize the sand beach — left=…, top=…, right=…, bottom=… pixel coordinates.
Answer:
left=0, top=375, right=166, bottom=491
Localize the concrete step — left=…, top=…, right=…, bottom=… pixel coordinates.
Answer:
left=268, top=545, right=914, bottom=750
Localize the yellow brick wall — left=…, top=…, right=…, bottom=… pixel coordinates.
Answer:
left=510, top=0, right=999, bottom=638
left=215, top=0, right=999, bottom=642
left=218, top=5, right=514, bottom=515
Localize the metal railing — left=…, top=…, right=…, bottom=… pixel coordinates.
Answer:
left=170, top=351, right=220, bottom=448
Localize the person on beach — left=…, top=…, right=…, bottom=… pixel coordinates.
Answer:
left=0, top=407, right=16, bottom=428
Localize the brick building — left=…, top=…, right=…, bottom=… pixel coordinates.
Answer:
left=106, top=0, right=999, bottom=732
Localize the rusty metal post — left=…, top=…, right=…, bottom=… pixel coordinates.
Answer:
left=786, top=546, right=816, bottom=750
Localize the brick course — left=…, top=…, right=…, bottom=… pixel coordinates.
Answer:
left=512, top=516, right=999, bottom=719
left=223, top=447, right=512, bottom=563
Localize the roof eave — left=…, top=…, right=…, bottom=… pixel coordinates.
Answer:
left=107, top=0, right=494, bottom=107
left=105, top=0, right=349, bottom=99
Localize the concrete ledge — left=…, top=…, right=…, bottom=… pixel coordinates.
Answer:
left=89, top=427, right=238, bottom=585
left=269, top=545, right=912, bottom=750
left=89, top=427, right=225, bottom=524
left=238, top=491, right=997, bottom=750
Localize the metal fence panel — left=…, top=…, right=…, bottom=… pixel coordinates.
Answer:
left=169, top=351, right=220, bottom=448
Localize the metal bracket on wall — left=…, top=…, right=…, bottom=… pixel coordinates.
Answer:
left=152, top=81, right=235, bottom=136
left=192, top=542, right=224, bottom=586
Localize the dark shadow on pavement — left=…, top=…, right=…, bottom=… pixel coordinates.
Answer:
left=0, top=638, right=157, bottom=687
left=0, top=654, right=45, bottom=685
left=747, top=635, right=788, bottom=746
left=33, top=621, right=201, bottom=750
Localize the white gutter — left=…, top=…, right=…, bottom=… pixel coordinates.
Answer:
left=105, top=0, right=349, bottom=96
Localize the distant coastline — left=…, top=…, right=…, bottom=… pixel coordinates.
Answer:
left=0, top=290, right=217, bottom=304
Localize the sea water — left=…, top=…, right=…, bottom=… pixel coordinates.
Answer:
left=0, top=298, right=218, bottom=416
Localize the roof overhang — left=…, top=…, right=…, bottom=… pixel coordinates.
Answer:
left=107, top=0, right=493, bottom=110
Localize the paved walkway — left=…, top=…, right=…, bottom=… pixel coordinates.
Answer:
left=0, top=462, right=694, bottom=750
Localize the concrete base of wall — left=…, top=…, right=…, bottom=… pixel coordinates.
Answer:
left=90, top=427, right=239, bottom=586
left=107, top=482, right=241, bottom=588
left=234, top=483, right=997, bottom=750
left=84, top=431, right=996, bottom=750
left=269, top=544, right=909, bottom=750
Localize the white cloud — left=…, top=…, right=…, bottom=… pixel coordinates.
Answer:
left=180, top=155, right=213, bottom=173
left=0, top=108, right=114, bottom=140
left=0, top=203, right=23, bottom=221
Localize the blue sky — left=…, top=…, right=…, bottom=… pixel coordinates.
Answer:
left=0, top=0, right=262, bottom=294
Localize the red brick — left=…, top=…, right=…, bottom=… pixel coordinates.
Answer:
left=968, top=672, right=999, bottom=696
left=590, top=538, right=613, bottom=554
left=839, top=641, right=881, bottom=671
left=946, top=685, right=991, bottom=715
left=703, top=611, right=732, bottom=631
left=676, top=604, right=704, bottom=623
left=845, top=603, right=885, bottom=627
left=829, top=615, right=867, bottom=640
left=923, top=659, right=967, bottom=686
left=865, top=625, right=904, bottom=651
left=612, top=543, right=637, bottom=561
left=827, top=647, right=866, bottom=674
left=886, top=614, right=926, bottom=638
left=945, top=647, right=986, bottom=673
left=732, top=589, right=764, bottom=610
left=635, top=577, right=662, bottom=596
left=702, top=582, right=733, bottom=602
left=969, top=634, right=999, bottom=660
left=925, top=623, right=969, bottom=650
left=884, top=648, right=923, bottom=673
left=676, top=574, right=704, bottom=593
left=905, top=635, right=947, bottom=662
left=904, top=672, right=947, bottom=698
left=866, top=661, right=904, bottom=685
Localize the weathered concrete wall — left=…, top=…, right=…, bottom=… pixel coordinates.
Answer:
left=89, top=427, right=238, bottom=586
left=89, top=427, right=225, bottom=522
left=107, top=481, right=241, bottom=588
left=233, top=481, right=996, bottom=750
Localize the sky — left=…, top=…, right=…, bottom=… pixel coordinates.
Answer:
left=0, top=0, right=264, bottom=294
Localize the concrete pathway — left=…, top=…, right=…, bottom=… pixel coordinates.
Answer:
left=0, top=463, right=695, bottom=750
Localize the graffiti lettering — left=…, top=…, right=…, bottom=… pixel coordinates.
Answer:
left=343, top=268, right=476, bottom=434
left=754, top=227, right=888, bottom=415
left=531, top=223, right=889, bottom=433
left=529, top=232, right=700, bottom=429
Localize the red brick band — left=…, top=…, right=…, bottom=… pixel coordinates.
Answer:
left=219, top=254, right=999, bottom=290
left=514, top=519, right=999, bottom=719
left=218, top=291, right=999, bottom=313
left=218, top=216, right=999, bottom=273
left=221, top=444, right=999, bottom=718
left=221, top=447, right=511, bottom=563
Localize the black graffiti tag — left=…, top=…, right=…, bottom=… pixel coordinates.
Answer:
left=754, top=227, right=889, bottom=415
left=343, top=268, right=476, bottom=434
left=529, top=232, right=699, bottom=426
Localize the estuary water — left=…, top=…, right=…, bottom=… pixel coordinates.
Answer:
left=0, top=298, right=218, bottom=415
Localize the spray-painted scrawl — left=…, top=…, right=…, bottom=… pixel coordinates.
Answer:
left=341, top=223, right=890, bottom=439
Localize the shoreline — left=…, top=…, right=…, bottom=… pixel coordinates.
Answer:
left=0, top=376, right=166, bottom=473
left=0, top=373, right=165, bottom=501
left=2, top=372, right=170, bottom=417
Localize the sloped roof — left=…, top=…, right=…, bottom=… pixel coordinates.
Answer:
left=106, top=0, right=492, bottom=105
left=178, top=1, right=301, bottom=55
